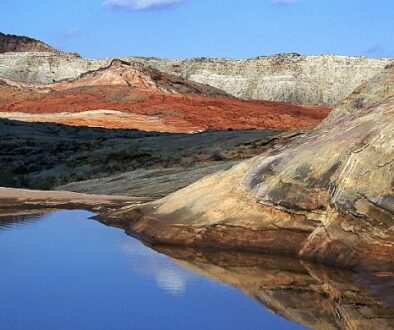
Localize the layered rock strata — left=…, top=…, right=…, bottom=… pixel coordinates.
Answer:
left=0, top=50, right=390, bottom=106
left=128, top=54, right=392, bottom=105
left=0, top=52, right=100, bottom=83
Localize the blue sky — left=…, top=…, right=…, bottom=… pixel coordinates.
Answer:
left=1, top=0, right=393, bottom=59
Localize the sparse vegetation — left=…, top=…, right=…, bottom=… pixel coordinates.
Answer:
left=0, top=119, right=280, bottom=190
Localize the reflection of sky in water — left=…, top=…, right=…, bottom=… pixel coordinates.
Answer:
left=0, top=210, right=305, bottom=330
left=118, top=237, right=192, bottom=295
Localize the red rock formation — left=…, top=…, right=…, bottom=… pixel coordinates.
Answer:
left=51, top=59, right=230, bottom=97
left=0, top=60, right=331, bottom=132
left=0, top=87, right=331, bottom=132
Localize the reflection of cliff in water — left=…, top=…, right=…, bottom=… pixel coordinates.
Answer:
left=152, top=246, right=394, bottom=330
left=0, top=209, right=51, bottom=230
left=1, top=209, right=392, bottom=328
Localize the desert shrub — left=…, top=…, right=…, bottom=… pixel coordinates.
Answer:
left=212, top=151, right=225, bottom=161
left=352, top=96, right=364, bottom=109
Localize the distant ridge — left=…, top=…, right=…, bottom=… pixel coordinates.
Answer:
left=0, top=32, right=79, bottom=56
left=0, top=59, right=330, bottom=132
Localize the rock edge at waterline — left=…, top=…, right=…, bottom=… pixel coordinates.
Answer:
left=116, top=62, right=394, bottom=272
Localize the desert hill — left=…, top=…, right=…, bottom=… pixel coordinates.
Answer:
left=0, top=59, right=330, bottom=132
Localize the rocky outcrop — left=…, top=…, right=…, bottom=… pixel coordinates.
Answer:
left=0, top=32, right=62, bottom=54
left=0, top=52, right=102, bottom=84
left=0, top=50, right=390, bottom=105
left=50, top=59, right=230, bottom=97
left=128, top=54, right=391, bottom=105
left=117, top=62, right=394, bottom=271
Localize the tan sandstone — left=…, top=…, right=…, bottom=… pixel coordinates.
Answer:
left=117, top=62, right=394, bottom=271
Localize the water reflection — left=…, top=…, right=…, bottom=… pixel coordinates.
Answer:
left=1, top=209, right=393, bottom=330
left=118, top=237, right=193, bottom=295
left=148, top=246, right=394, bottom=330
left=2, top=209, right=302, bottom=330
left=0, top=209, right=50, bottom=231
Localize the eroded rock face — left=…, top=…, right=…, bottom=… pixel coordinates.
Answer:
left=0, top=32, right=61, bottom=54
left=0, top=51, right=390, bottom=105
left=120, top=62, right=394, bottom=271
left=0, top=52, right=103, bottom=84
left=128, top=54, right=392, bottom=105
left=49, top=59, right=230, bottom=97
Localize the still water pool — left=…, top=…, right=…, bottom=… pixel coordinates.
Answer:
left=0, top=210, right=305, bottom=330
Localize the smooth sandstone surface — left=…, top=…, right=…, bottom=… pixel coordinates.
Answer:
left=56, top=161, right=239, bottom=198
left=119, top=62, right=394, bottom=271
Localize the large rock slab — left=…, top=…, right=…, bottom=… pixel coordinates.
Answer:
left=120, top=62, right=394, bottom=271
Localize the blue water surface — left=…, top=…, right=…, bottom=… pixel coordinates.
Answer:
left=0, top=210, right=305, bottom=330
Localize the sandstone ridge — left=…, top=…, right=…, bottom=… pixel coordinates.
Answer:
left=117, top=61, right=394, bottom=271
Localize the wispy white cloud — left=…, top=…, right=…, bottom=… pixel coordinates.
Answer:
left=102, top=0, right=185, bottom=11
left=270, top=0, right=300, bottom=5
